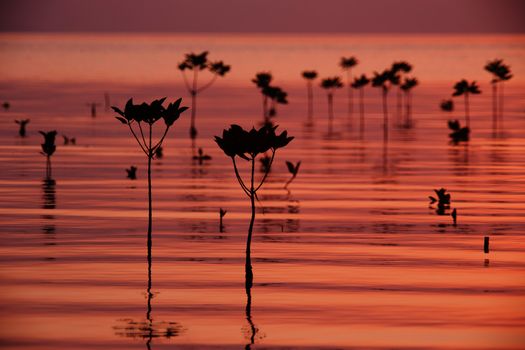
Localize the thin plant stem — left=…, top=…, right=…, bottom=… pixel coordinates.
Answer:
left=382, top=89, right=389, bottom=142
left=232, top=158, right=251, bottom=196
left=359, top=88, right=365, bottom=136
left=465, top=92, right=470, bottom=128
left=246, top=158, right=255, bottom=289
left=254, top=150, right=275, bottom=192
left=307, top=80, right=313, bottom=122
left=147, top=124, right=153, bottom=289
left=328, top=92, right=334, bottom=134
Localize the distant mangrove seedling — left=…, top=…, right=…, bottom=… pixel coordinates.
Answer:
left=219, top=208, right=227, bottom=232
left=215, top=124, right=293, bottom=287
left=391, top=61, right=413, bottom=123
left=440, top=99, right=454, bottom=112
left=39, top=130, right=57, bottom=179
left=252, top=72, right=288, bottom=125
left=372, top=69, right=399, bottom=141
left=126, top=166, right=137, bottom=180
left=284, top=161, right=301, bottom=190
left=452, top=79, right=481, bottom=129
left=429, top=188, right=451, bottom=215
left=113, top=97, right=188, bottom=252
left=400, top=77, right=418, bottom=128
left=339, top=56, right=358, bottom=120
left=351, top=74, right=370, bottom=135
left=302, top=70, right=318, bottom=125
left=320, top=77, right=343, bottom=134
left=178, top=51, right=230, bottom=139
left=484, top=59, right=512, bottom=131
left=15, top=119, right=30, bottom=137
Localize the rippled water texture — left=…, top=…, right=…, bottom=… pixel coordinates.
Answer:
left=1, top=34, right=525, bottom=349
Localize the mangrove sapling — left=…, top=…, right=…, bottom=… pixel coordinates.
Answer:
left=440, top=99, right=454, bottom=112
left=154, top=146, right=163, bottom=159
left=39, top=130, right=57, bottom=179
left=284, top=161, right=301, bottom=190
left=219, top=208, right=227, bottom=233
left=400, top=77, right=418, bottom=128
left=302, top=70, right=318, bottom=125
left=428, top=188, right=451, bottom=215
left=113, top=97, right=188, bottom=262
left=178, top=51, right=230, bottom=139
left=485, top=59, right=512, bottom=131
left=264, top=85, right=288, bottom=123
left=495, top=62, right=512, bottom=127
left=215, top=124, right=293, bottom=288
left=372, top=69, right=399, bottom=142
left=126, top=166, right=138, bottom=180
left=452, top=79, right=481, bottom=130
left=391, top=61, right=413, bottom=124
left=339, top=56, right=358, bottom=122
left=15, top=119, right=30, bottom=137
left=320, top=77, right=343, bottom=134
left=86, top=102, right=101, bottom=118
left=351, top=74, right=370, bottom=136
left=192, top=148, right=212, bottom=165
left=252, top=72, right=273, bottom=121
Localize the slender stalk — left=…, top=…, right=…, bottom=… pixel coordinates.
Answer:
left=396, top=88, right=402, bottom=124
left=147, top=124, right=153, bottom=284
left=245, top=281, right=255, bottom=348
left=347, top=69, right=353, bottom=119
left=359, top=88, right=365, bottom=136
left=327, top=92, right=334, bottom=134
left=465, top=92, right=470, bottom=128
left=245, top=158, right=255, bottom=289
left=307, top=80, right=313, bottom=123
left=492, top=82, right=497, bottom=132
left=499, top=82, right=504, bottom=129
left=262, top=95, right=268, bottom=122
left=382, top=89, right=389, bottom=142
left=190, top=91, right=197, bottom=138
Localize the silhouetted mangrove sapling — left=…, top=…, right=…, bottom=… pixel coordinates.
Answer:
left=126, top=166, right=137, bottom=180
left=372, top=69, right=399, bottom=142
left=351, top=74, right=370, bottom=136
left=178, top=51, right=230, bottom=139
left=429, top=188, right=451, bottom=215
left=302, top=70, right=318, bottom=125
left=252, top=72, right=273, bottom=121
left=219, top=208, right=227, bottom=233
left=320, top=77, right=343, bottom=134
left=452, top=79, right=481, bottom=129
left=284, top=161, right=301, bottom=190
left=15, top=119, right=30, bottom=137
left=39, top=130, right=57, bottom=178
left=340, top=56, right=358, bottom=120
left=391, top=61, right=413, bottom=123
left=215, top=124, right=293, bottom=287
left=484, top=59, right=512, bottom=131
left=400, top=77, right=418, bottom=128
left=113, top=97, right=188, bottom=259
left=252, top=72, right=288, bottom=125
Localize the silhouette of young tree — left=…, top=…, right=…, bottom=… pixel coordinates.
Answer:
left=15, top=119, right=30, bottom=137
left=215, top=125, right=293, bottom=288
left=452, top=80, right=481, bottom=128
left=372, top=69, right=399, bottom=141
left=263, top=85, right=288, bottom=124
left=252, top=72, right=273, bottom=121
left=113, top=98, right=188, bottom=265
left=320, top=77, right=343, bottom=134
left=391, top=61, right=412, bottom=124
left=495, top=62, right=512, bottom=125
left=485, top=59, right=512, bottom=130
left=339, top=56, right=358, bottom=122
left=178, top=51, right=230, bottom=139
left=440, top=99, right=454, bottom=112
left=39, top=130, right=57, bottom=179
left=351, top=74, right=370, bottom=135
left=400, top=77, right=418, bottom=128
left=301, top=70, right=318, bottom=125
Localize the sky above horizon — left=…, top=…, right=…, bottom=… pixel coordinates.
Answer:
left=1, top=0, right=524, bottom=33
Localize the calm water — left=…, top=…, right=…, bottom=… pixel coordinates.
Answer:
left=1, top=34, right=525, bottom=349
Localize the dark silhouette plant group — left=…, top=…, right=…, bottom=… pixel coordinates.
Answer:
left=429, top=188, right=451, bottom=215
left=340, top=56, right=358, bottom=121
left=215, top=124, right=293, bottom=288
left=351, top=74, right=370, bottom=136
left=484, top=59, right=512, bottom=131
left=391, top=61, right=413, bottom=123
left=400, top=77, right=418, bottom=128
left=178, top=51, right=230, bottom=139
left=452, top=79, right=481, bottom=129
left=113, top=97, right=188, bottom=264
left=284, top=161, right=301, bottom=190
left=252, top=72, right=288, bottom=125
left=372, top=69, right=399, bottom=141
left=320, top=77, right=343, bottom=134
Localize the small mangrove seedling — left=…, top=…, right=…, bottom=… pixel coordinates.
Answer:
left=372, top=69, right=400, bottom=142
left=440, top=99, right=454, bottom=112
left=451, top=208, right=457, bottom=226
left=429, top=188, right=451, bottom=215
left=252, top=72, right=273, bottom=121
left=448, top=119, right=470, bottom=143
left=284, top=161, right=301, bottom=190
left=452, top=79, right=481, bottom=130
left=340, top=56, right=359, bottom=120
left=62, top=135, right=76, bottom=145
left=484, top=236, right=490, bottom=253
left=126, top=166, right=137, bottom=180
left=113, top=97, right=188, bottom=254
left=192, top=148, right=212, bottom=165
left=252, top=72, right=287, bottom=125
left=154, top=146, right=163, bottom=159
left=351, top=74, right=370, bottom=135
left=15, top=119, right=30, bottom=137
left=178, top=51, right=230, bottom=139
left=391, top=61, right=413, bottom=123
left=3, top=102, right=10, bottom=111
left=39, top=130, right=57, bottom=179
left=320, top=77, right=343, bottom=134
left=400, top=77, right=418, bottom=128
left=302, top=70, right=318, bottom=125
left=484, top=59, right=512, bottom=130
left=87, top=102, right=101, bottom=118
left=215, top=124, right=293, bottom=288
left=219, top=208, right=227, bottom=232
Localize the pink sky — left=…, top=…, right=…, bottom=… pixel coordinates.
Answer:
left=1, top=0, right=524, bottom=33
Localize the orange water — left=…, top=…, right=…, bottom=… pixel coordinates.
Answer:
left=0, top=34, right=525, bottom=349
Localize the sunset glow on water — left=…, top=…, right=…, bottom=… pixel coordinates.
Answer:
left=1, top=33, right=525, bottom=349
